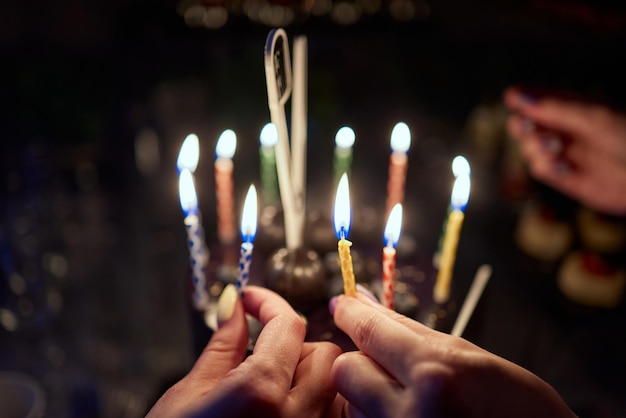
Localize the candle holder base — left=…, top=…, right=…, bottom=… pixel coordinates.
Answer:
left=419, top=299, right=457, bottom=333
left=256, top=205, right=285, bottom=255
left=305, top=210, right=337, bottom=255
left=265, top=246, right=326, bottom=314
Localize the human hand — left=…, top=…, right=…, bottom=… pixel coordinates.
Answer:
left=147, top=284, right=343, bottom=418
left=330, top=293, right=576, bottom=418
left=504, top=86, right=626, bottom=215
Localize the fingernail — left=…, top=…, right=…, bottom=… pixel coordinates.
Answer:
left=342, top=402, right=351, bottom=418
left=217, top=284, right=238, bottom=326
left=518, top=92, right=537, bottom=105
left=520, top=118, right=535, bottom=134
left=329, top=296, right=338, bottom=315
left=356, top=283, right=380, bottom=304
left=541, top=136, right=563, bottom=154
left=553, top=160, right=572, bottom=174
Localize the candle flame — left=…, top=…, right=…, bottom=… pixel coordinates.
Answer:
left=384, top=203, right=403, bottom=247
left=333, top=173, right=351, bottom=239
left=178, top=169, right=198, bottom=214
left=241, top=184, right=258, bottom=242
left=177, top=133, right=200, bottom=173
left=451, top=174, right=471, bottom=211
left=216, top=129, right=237, bottom=159
left=452, top=155, right=471, bottom=178
left=390, top=122, right=411, bottom=153
left=259, top=123, right=278, bottom=147
left=335, top=126, right=356, bottom=149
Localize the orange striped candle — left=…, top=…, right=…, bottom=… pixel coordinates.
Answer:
left=215, top=129, right=237, bottom=244
left=385, top=122, right=411, bottom=217
left=382, top=204, right=403, bottom=309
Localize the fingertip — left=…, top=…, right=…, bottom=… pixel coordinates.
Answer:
left=553, top=159, right=573, bottom=174
left=504, top=86, right=538, bottom=110
left=503, top=86, right=522, bottom=108
left=330, top=351, right=351, bottom=382
left=217, top=283, right=239, bottom=327
left=329, top=295, right=339, bottom=316
left=356, top=284, right=379, bottom=305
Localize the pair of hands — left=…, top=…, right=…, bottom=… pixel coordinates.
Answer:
left=504, top=86, right=626, bottom=216
left=146, top=285, right=343, bottom=417
left=147, top=285, right=575, bottom=418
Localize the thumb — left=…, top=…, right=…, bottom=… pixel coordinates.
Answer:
left=188, top=284, right=249, bottom=383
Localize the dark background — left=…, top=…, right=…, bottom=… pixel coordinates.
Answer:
left=1, top=1, right=626, bottom=416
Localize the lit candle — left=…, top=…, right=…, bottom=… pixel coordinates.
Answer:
left=382, top=203, right=403, bottom=309
left=333, top=126, right=356, bottom=185
left=259, top=123, right=279, bottom=206
left=237, top=185, right=258, bottom=294
left=333, top=173, right=356, bottom=297
left=176, top=133, right=200, bottom=174
left=176, top=132, right=210, bottom=277
left=433, top=156, right=471, bottom=269
left=215, top=129, right=237, bottom=244
left=385, top=122, right=411, bottom=216
left=179, top=169, right=210, bottom=310
left=433, top=172, right=471, bottom=304
left=452, top=155, right=471, bottom=179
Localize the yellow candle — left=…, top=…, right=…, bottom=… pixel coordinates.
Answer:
left=338, top=237, right=356, bottom=297
left=334, top=173, right=356, bottom=297
left=433, top=156, right=471, bottom=269
left=433, top=171, right=471, bottom=304
left=433, top=209, right=465, bottom=304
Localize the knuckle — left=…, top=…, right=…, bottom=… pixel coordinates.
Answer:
left=353, top=314, right=383, bottom=348
left=285, top=313, right=307, bottom=338
left=403, top=361, right=464, bottom=417
left=237, top=365, right=285, bottom=405
left=315, top=341, right=342, bottom=357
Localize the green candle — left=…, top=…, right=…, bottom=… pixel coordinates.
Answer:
left=259, top=123, right=279, bottom=206
left=333, top=126, right=355, bottom=185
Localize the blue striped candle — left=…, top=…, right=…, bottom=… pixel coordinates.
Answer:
left=237, top=185, right=258, bottom=294
left=179, top=169, right=210, bottom=310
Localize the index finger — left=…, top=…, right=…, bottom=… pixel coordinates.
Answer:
left=333, top=295, right=427, bottom=385
left=242, top=286, right=306, bottom=387
left=504, top=87, right=596, bottom=135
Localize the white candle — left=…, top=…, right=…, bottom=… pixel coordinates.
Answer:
left=264, top=28, right=301, bottom=250
left=291, top=35, right=308, bottom=238
left=215, top=129, right=237, bottom=244
left=386, top=122, right=411, bottom=216
left=451, top=264, right=492, bottom=337
left=179, top=169, right=210, bottom=310
left=382, top=204, right=403, bottom=309
left=237, top=185, right=258, bottom=294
